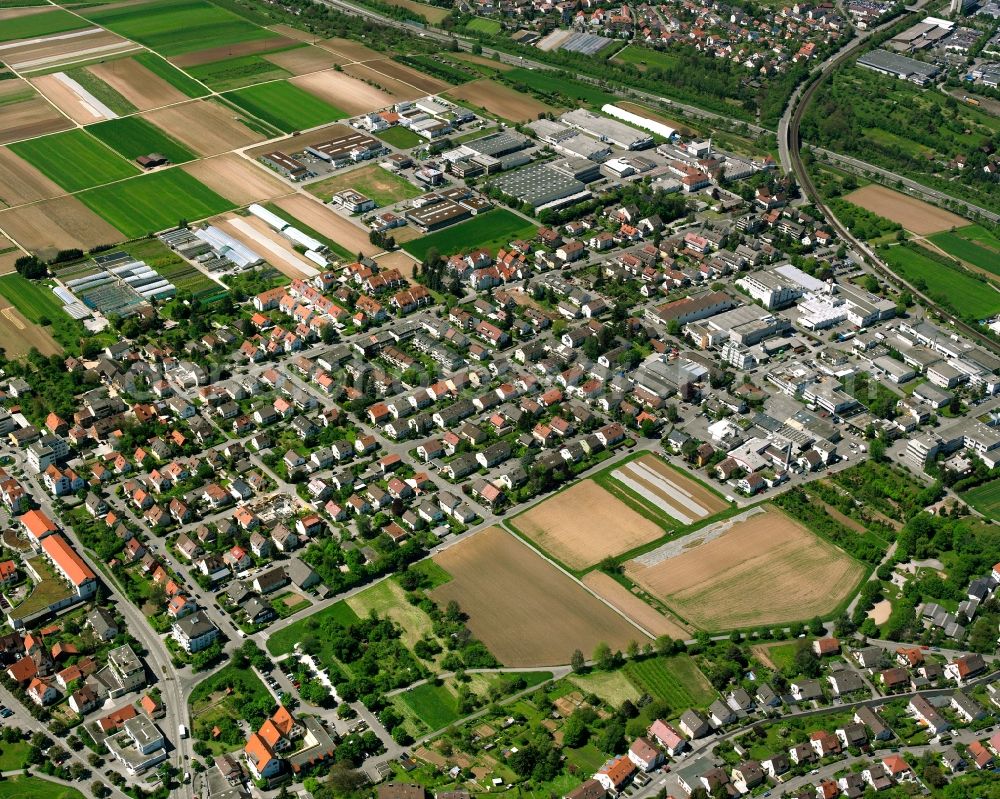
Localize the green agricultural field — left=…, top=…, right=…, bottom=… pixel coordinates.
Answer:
left=880, top=243, right=1000, bottom=320
left=0, top=8, right=88, bottom=43
left=929, top=229, right=1000, bottom=277
left=9, top=129, right=139, bottom=192
left=624, top=655, right=716, bottom=708
left=402, top=209, right=538, bottom=260
left=953, top=223, right=1000, bottom=252
left=131, top=52, right=209, bottom=98
left=223, top=81, right=346, bottom=132
left=188, top=53, right=293, bottom=91
left=87, top=117, right=196, bottom=165
left=81, top=0, right=274, bottom=56
left=0, top=275, right=65, bottom=324
left=0, top=777, right=85, bottom=799
left=613, top=45, right=680, bottom=72
left=375, top=126, right=424, bottom=149
left=397, top=682, right=462, bottom=731
left=961, top=479, right=1000, bottom=518
left=306, top=163, right=422, bottom=206
left=78, top=170, right=235, bottom=238
left=505, top=67, right=616, bottom=107
left=466, top=17, right=502, bottom=34
left=266, top=600, right=359, bottom=656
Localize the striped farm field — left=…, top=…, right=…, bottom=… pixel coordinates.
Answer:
left=9, top=129, right=139, bottom=192
left=223, top=81, right=346, bottom=132
left=928, top=227, right=1000, bottom=277
left=87, top=116, right=196, bottom=164
left=624, top=655, right=716, bottom=708
left=78, top=169, right=235, bottom=238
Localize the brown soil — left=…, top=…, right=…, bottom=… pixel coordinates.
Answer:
left=87, top=58, right=188, bottom=110
left=0, top=294, right=62, bottom=357
left=272, top=194, right=378, bottom=256
left=0, top=148, right=63, bottom=207
left=181, top=154, right=293, bottom=206
left=625, top=506, right=864, bottom=631
left=31, top=73, right=113, bottom=124
left=363, top=58, right=451, bottom=94
left=1, top=29, right=133, bottom=72
left=868, top=599, right=892, bottom=625
left=445, top=79, right=558, bottom=123
left=317, top=38, right=383, bottom=63
left=844, top=184, right=967, bottom=235
left=342, top=63, right=423, bottom=101
left=581, top=571, right=690, bottom=639
left=617, top=101, right=696, bottom=136
left=214, top=213, right=318, bottom=280
left=169, top=37, right=295, bottom=68
left=617, top=455, right=729, bottom=521
left=0, top=6, right=50, bottom=20
left=750, top=643, right=777, bottom=670
left=373, top=250, right=418, bottom=277
left=290, top=69, right=394, bottom=114
left=514, top=479, right=664, bottom=570
left=245, top=123, right=354, bottom=159
left=142, top=99, right=267, bottom=157
left=263, top=45, right=345, bottom=75
left=431, top=527, right=646, bottom=667
left=449, top=51, right=513, bottom=72
left=0, top=97, right=72, bottom=145
left=0, top=195, right=123, bottom=255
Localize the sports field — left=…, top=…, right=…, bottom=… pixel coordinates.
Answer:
left=881, top=243, right=1000, bottom=319
left=87, top=117, right=197, bottom=164
left=78, top=169, right=235, bottom=238
left=623, top=655, right=716, bottom=708
left=625, top=506, right=865, bottom=631
left=307, top=164, right=422, bottom=206
left=843, top=184, right=966, bottom=235
left=512, top=479, right=665, bottom=571
left=961, top=479, right=1000, bottom=518
left=928, top=226, right=1000, bottom=277
left=0, top=7, right=88, bottom=43
left=224, top=81, right=346, bottom=133
left=82, top=0, right=274, bottom=57
left=402, top=209, right=537, bottom=260
left=9, top=129, right=138, bottom=192
left=430, top=527, right=645, bottom=667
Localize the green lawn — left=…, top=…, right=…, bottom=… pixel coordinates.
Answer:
left=306, top=163, right=422, bottom=206
left=953, top=223, right=1000, bottom=251
left=78, top=169, right=235, bottom=238
left=397, top=559, right=451, bottom=589
left=273, top=591, right=311, bottom=617
left=569, top=670, right=641, bottom=705
left=87, top=116, right=197, bottom=164
left=565, top=743, right=607, bottom=774
left=624, top=655, right=716, bottom=708
left=223, top=81, right=346, bottom=132
left=880, top=243, right=1000, bottom=320
left=9, top=129, right=139, bottom=192
left=188, top=53, right=293, bottom=91
left=82, top=0, right=274, bottom=56
left=266, top=600, right=359, bottom=656
left=190, top=663, right=270, bottom=710
left=375, top=126, right=424, bottom=149
left=961, top=479, right=1000, bottom=518
left=397, top=682, right=462, bottom=731
left=929, top=229, right=1000, bottom=277
left=131, top=52, right=209, bottom=98
left=0, top=274, right=67, bottom=323
left=0, top=777, right=85, bottom=799
left=465, top=17, right=502, bottom=34
left=0, top=741, right=31, bottom=771
left=402, top=209, right=538, bottom=260
left=0, top=8, right=88, bottom=42
left=613, top=44, right=681, bottom=72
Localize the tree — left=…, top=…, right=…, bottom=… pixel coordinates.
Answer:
left=808, top=616, right=826, bottom=637
left=562, top=711, right=589, bottom=747
left=593, top=642, right=613, bottom=671
left=570, top=649, right=586, bottom=673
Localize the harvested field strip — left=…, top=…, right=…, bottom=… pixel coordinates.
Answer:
left=170, top=37, right=296, bottom=68
left=290, top=70, right=394, bottom=116
left=511, top=479, right=665, bottom=571
left=0, top=96, right=73, bottom=145
left=341, top=63, right=422, bottom=102
left=86, top=57, right=190, bottom=109
left=215, top=215, right=319, bottom=280
left=431, top=527, right=646, bottom=667
left=142, top=99, right=271, bottom=158
left=624, top=506, right=865, bottom=631
left=581, top=571, right=689, bottom=639
left=0, top=147, right=62, bottom=207
left=843, top=184, right=966, bottom=235
left=271, top=195, right=377, bottom=257
left=9, top=128, right=138, bottom=192
left=181, top=154, right=291, bottom=207
left=30, top=72, right=117, bottom=124
left=0, top=284, right=62, bottom=357
left=78, top=169, right=235, bottom=238
left=362, top=58, right=451, bottom=95
left=613, top=464, right=704, bottom=525
left=264, top=45, right=346, bottom=75
left=0, top=194, right=123, bottom=254
left=0, top=29, right=134, bottom=73
left=131, top=52, right=208, bottom=98
left=87, top=116, right=197, bottom=164
left=445, top=78, right=559, bottom=123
